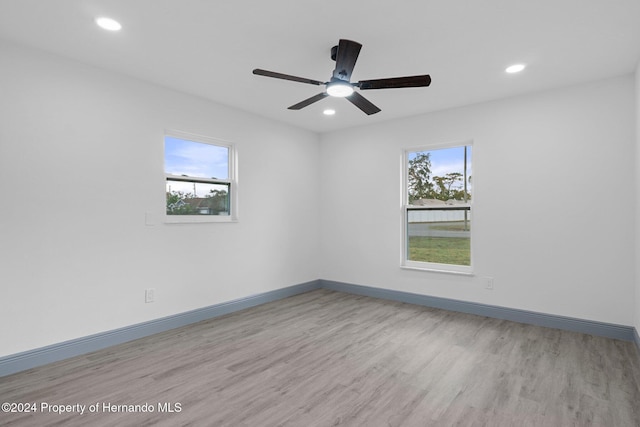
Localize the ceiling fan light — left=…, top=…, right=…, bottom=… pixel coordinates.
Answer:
left=326, top=82, right=354, bottom=97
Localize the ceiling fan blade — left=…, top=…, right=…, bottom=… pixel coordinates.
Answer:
left=253, top=69, right=324, bottom=86
left=332, top=39, right=362, bottom=82
left=358, top=75, right=431, bottom=90
left=288, top=92, right=329, bottom=110
left=346, top=92, right=381, bottom=115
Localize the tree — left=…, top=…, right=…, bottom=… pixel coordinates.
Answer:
left=433, top=172, right=464, bottom=201
left=166, top=191, right=196, bottom=215
left=408, top=152, right=433, bottom=203
left=205, top=189, right=229, bottom=214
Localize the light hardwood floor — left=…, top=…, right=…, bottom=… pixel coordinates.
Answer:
left=1, top=289, right=639, bottom=426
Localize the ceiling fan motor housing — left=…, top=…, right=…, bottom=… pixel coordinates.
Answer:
left=330, top=45, right=338, bottom=61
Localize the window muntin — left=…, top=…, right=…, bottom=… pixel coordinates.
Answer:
left=403, top=143, right=472, bottom=273
left=164, top=132, right=236, bottom=222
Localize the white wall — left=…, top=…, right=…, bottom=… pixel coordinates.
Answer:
left=0, top=41, right=321, bottom=357
left=320, top=75, right=636, bottom=326
left=636, top=63, right=640, bottom=335
left=2, top=39, right=637, bottom=360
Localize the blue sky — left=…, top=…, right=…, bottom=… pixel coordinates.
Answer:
left=164, top=136, right=229, bottom=179
left=165, top=136, right=230, bottom=197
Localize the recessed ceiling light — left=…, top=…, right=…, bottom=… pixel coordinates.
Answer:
left=505, top=64, right=526, bottom=74
left=95, top=17, right=122, bottom=31
left=323, top=109, right=336, bottom=116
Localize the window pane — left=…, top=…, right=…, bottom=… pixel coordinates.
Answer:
left=405, top=144, right=472, bottom=268
left=166, top=181, right=230, bottom=216
left=407, top=145, right=471, bottom=205
left=407, top=209, right=471, bottom=265
left=164, top=136, right=229, bottom=180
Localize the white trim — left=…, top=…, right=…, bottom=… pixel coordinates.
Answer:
left=164, top=215, right=238, bottom=224
left=165, top=173, right=231, bottom=186
left=401, top=262, right=474, bottom=275
left=163, top=129, right=238, bottom=223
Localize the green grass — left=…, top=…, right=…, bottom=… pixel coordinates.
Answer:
left=408, top=236, right=471, bottom=265
left=428, top=221, right=470, bottom=232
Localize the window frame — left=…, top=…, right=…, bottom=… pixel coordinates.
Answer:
left=401, top=141, right=473, bottom=275
left=164, top=130, right=238, bottom=224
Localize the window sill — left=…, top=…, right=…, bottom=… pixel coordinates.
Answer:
left=164, top=215, right=237, bottom=224
left=400, top=264, right=474, bottom=276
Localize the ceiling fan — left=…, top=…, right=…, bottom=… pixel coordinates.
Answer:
left=253, top=39, right=431, bottom=115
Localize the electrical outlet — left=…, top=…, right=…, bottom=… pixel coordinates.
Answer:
left=145, top=288, right=155, bottom=303
left=485, top=278, right=494, bottom=290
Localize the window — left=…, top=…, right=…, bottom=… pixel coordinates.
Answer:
left=164, top=131, right=237, bottom=223
left=403, top=142, right=472, bottom=273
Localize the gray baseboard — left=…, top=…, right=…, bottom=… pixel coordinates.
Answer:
left=2, top=278, right=638, bottom=378
left=0, top=280, right=321, bottom=377
left=320, top=280, right=637, bottom=342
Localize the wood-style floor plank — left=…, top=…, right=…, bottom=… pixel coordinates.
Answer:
left=1, top=289, right=639, bottom=426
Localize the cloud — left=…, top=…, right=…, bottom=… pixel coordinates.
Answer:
left=165, top=136, right=228, bottom=179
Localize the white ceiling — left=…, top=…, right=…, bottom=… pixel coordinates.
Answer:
left=1, top=0, right=640, bottom=134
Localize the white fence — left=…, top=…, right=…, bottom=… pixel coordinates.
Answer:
left=408, top=208, right=471, bottom=223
